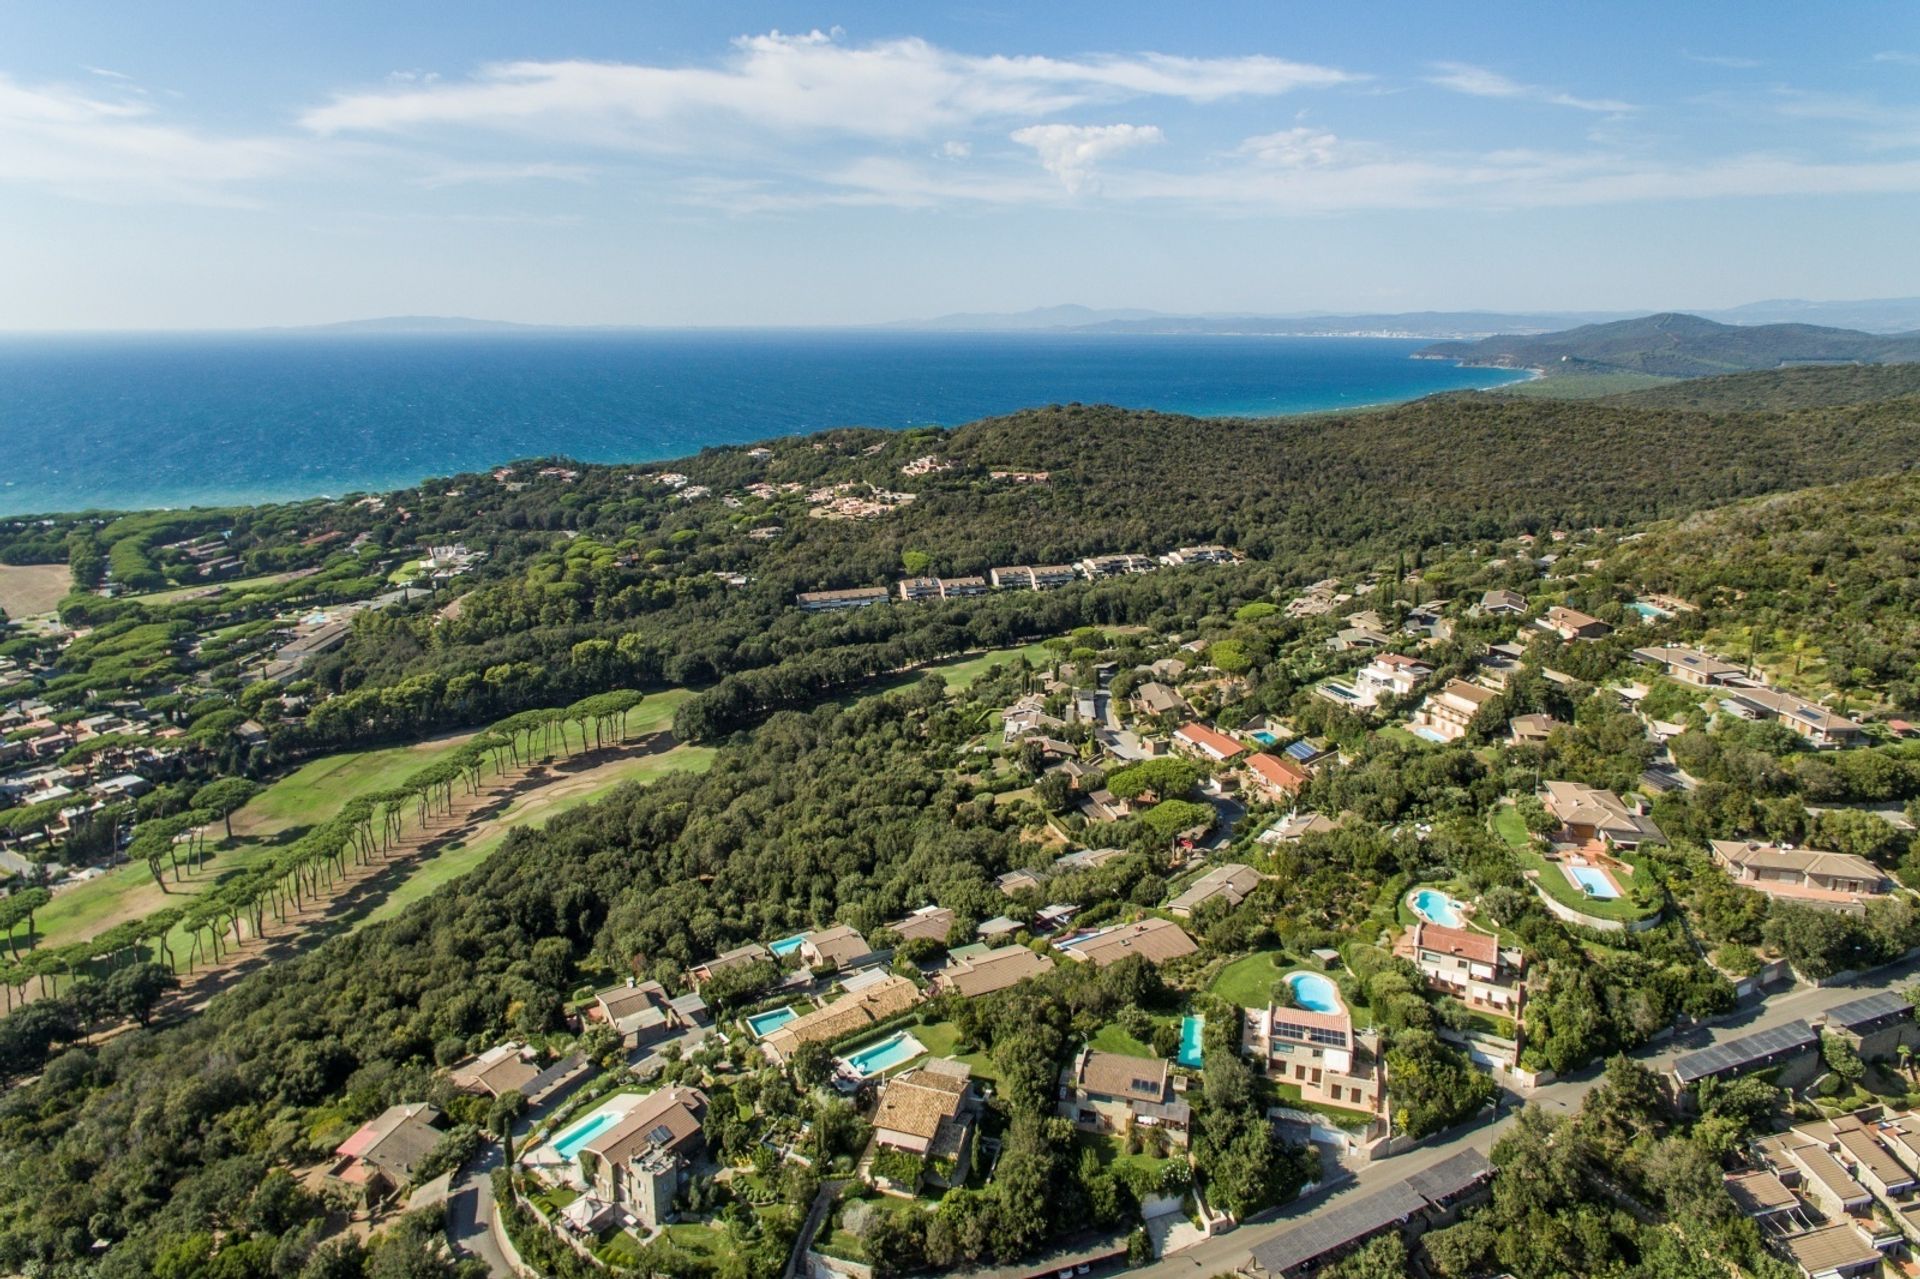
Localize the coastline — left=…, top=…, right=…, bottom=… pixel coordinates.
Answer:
left=0, top=336, right=1527, bottom=519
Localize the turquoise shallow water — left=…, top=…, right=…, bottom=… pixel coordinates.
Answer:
left=0, top=330, right=1525, bottom=515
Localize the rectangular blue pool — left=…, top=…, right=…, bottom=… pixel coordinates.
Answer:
left=1568, top=865, right=1621, bottom=899
left=769, top=934, right=807, bottom=957
left=551, top=1107, right=624, bottom=1161
left=1178, top=1015, right=1205, bottom=1069
left=840, top=1031, right=925, bottom=1077
left=746, top=1006, right=800, bottom=1039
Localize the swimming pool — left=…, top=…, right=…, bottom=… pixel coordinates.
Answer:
left=768, top=934, right=807, bottom=957
left=1407, top=725, right=1450, bottom=744
left=840, top=1031, right=925, bottom=1078
left=1628, top=602, right=1672, bottom=620
left=746, top=1006, right=799, bottom=1039
left=1285, top=972, right=1341, bottom=1014
left=1251, top=730, right=1281, bottom=747
left=1178, top=1015, right=1205, bottom=1069
left=1567, top=864, right=1621, bottom=900
left=551, top=1107, right=624, bottom=1161
left=1319, top=682, right=1360, bottom=702
left=1409, top=889, right=1464, bottom=928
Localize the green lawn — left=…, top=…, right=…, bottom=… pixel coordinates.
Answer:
left=1089, top=1022, right=1158, bottom=1058
left=1490, top=803, right=1532, bottom=851
left=924, top=642, right=1056, bottom=690
left=911, top=1019, right=1001, bottom=1081
left=1375, top=725, right=1431, bottom=749
left=37, top=690, right=705, bottom=958
left=848, top=642, right=1057, bottom=707
left=1513, top=841, right=1661, bottom=923
left=237, top=688, right=694, bottom=840
left=234, top=737, right=479, bottom=838
left=352, top=744, right=714, bottom=931
left=33, top=835, right=288, bottom=950
left=1209, top=950, right=1292, bottom=1009
left=1462, top=1008, right=1518, bottom=1040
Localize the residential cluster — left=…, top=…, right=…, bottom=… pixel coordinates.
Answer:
left=795, top=545, right=1239, bottom=611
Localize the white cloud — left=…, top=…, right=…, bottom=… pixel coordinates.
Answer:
left=1011, top=122, right=1162, bottom=193
left=1684, top=52, right=1763, bottom=69
left=1768, top=88, right=1920, bottom=149
left=1236, top=126, right=1339, bottom=167
left=1103, top=147, right=1920, bottom=213
left=1873, top=51, right=1920, bottom=66
left=940, top=140, right=972, bottom=159
left=1426, top=62, right=1634, bottom=112
left=300, top=30, right=1357, bottom=144
left=412, top=161, right=594, bottom=189
left=0, top=73, right=288, bottom=203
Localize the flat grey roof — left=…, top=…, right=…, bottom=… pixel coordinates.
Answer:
left=1673, top=1020, right=1815, bottom=1085
left=1824, top=992, right=1912, bottom=1030
left=1247, top=1150, right=1493, bottom=1275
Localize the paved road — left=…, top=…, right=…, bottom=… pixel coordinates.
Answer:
left=1134, top=954, right=1920, bottom=1277
left=447, top=1141, right=516, bottom=1278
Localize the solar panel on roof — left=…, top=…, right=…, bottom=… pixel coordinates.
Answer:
left=1673, top=1020, right=1815, bottom=1084
left=1826, top=992, right=1912, bottom=1028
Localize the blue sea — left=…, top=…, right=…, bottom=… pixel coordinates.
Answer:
left=0, top=331, right=1526, bottom=515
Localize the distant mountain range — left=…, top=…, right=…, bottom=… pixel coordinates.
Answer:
left=266, top=297, right=1920, bottom=341
left=1415, top=313, right=1920, bottom=379
left=893, top=297, right=1920, bottom=337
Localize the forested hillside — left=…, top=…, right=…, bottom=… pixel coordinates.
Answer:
left=1600, top=471, right=1920, bottom=703
left=1603, top=361, right=1920, bottom=411
left=301, top=389, right=1920, bottom=745
left=5, top=365, right=1920, bottom=1278
left=1419, top=312, right=1920, bottom=378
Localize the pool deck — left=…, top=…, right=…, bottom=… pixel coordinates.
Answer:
left=525, top=1092, right=648, bottom=1175
left=835, top=1031, right=927, bottom=1083
left=1560, top=858, right=1625, bottom=900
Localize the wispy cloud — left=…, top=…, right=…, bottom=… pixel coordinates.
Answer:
left=412, top=161, right=594, bottom=189
left=1873, top=51, right=1920, bottom=67
left=1010, top=122, right=1161, bottom=193
left=1684, top=52, right=1763, bottom=69
left=300, top=30, right=1359, bottom=144
left=1769, top=87, right=1920, bottom=149
left=1425, top=61, right=1634, bottom=113
left=1236, top=126, right=1341, bottom=167
left=0, top=73, right=288, bottom=203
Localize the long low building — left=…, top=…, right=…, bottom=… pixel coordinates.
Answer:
left=1709, top=839, right=1892, bottom=914
left=1166, top=863, right=1263, bottom=917
left=762, top=974, right=922, bottom=1062
left=1244, top=1149, right=1495, bottom=1277
left=1055, top=917, right=1198, bottom=967
left=931, top=943, right=1056, bottom=997
left=796, top=587, right=889, bottom=611
left=1720, top=687, right=1866, bottom=748
left=1672, top=1019, right=1818, bottom=1089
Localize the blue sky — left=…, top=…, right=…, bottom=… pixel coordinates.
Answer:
left=1, top=0, right=1916, bottom=328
